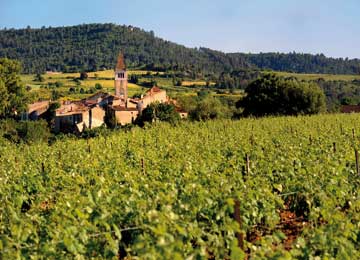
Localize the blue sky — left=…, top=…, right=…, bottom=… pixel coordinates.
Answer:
left=1, top=0, right=359, bottom=58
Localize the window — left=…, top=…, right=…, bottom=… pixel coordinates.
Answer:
left=73, top=114, right=82, bottom=124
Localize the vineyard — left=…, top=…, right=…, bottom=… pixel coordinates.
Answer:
left=1, top=114, right=360, bottom=259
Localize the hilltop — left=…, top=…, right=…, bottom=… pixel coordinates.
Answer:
left=1, top=23, right=360, bottom=75
left=0, top=23, right=249, bottom=74
left=231, top=52, right=360, bottom=75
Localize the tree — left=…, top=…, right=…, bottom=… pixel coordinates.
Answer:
left=55, top=81, right=63, bottom=88
left=190, top=96, right=228, bottom=121
left=41, top=102, right=61, bottom=127
left=51, top=90, right=61, bottom=101
left=129, top=75, right=139, bottom=84
left=80, top=72, right=88, bottom=80
left=238, top=74, right=326, bottom=117
left=104, top=107, right=117, bottom=129
left=73, top=78, right=81, bottom=86
left=136, top=103, right=180, bottom=126
left=0, top=80, right=9, bottom=116
left=175, top=79, right=182, bottom=86
left=0, top=58, right=29, bottom=118
left=1, top=119, right=50, bottom=144
left=33, top=73, right=45, bottom=82
left=156, top=103, right=180, bottom=124
left=176, top=95, right=197, bottom=113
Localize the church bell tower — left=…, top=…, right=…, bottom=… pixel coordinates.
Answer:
left=114, top=52, right=128, bottom=106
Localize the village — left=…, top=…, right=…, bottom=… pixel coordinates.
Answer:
left=24, top=53, right=188, bottom=133
left=2, top=0, right=360, bottom=257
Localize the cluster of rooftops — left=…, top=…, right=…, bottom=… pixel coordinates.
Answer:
left=25, top=54, right=187, bottom=133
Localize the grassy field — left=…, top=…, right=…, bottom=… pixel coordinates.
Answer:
left=25, top=68, right=360, bottom=102
left=21, top=70, right=214, bottom=101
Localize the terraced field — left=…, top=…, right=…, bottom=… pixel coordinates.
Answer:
left=21, top=70, right=212, bottom=101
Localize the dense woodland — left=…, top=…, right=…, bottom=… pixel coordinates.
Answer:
left=1, top=23, right=360, bottom=75
left=232, top=52, right=360, bottom=75
left=315, top=79, right=360, bottom=110
left=0, top=24, right=249, bottom=74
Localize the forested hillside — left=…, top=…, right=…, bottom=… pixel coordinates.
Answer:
left=1, top=23, right=360, bottom=75
left=233, top=52, right=360, bottom=75
left=0, top=24, right=249, bottom=74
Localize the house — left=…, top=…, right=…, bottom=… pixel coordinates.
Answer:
left=139, top=86, right=167, bottom=109
left=340, top=105, right=360, bottom=113
left=22, top=100, right=50, bottom=120
left=177, top=108, right=188, bottom=119
left=113, top=106, right=139, bottom=125
left=50, top=52, right=186, bottom=133
left=54, top=101, right=106, bottom=133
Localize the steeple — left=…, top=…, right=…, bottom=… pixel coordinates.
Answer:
left=114, top=52, right=128, bottom=106
left=116, top=52, right=126, bottom=71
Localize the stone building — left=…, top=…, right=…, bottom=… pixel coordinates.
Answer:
left=54, top=99, right=106, bottom=133
left=110, top=53, right=140, bottom=125
left=51, top=53, right=186, bottom=133
left=139, top=86, right=167, bottom=109
left=22, top=101, right=50, bottom=120
left=340, top=105, right=360, bottom=113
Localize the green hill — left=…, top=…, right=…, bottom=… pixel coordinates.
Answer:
left=1, top=23, right=360, bottom=75
left=0, top=24, right=249, bottom=74
left=231, top=52, right=360, bottom=75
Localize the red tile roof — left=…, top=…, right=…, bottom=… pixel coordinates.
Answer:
left=111, top=106, right=138, bottom=112
left=27, top=101, right=49, bottom=113
left=129, top=98, right=140, bottom=104
left=56, top=102, right=89, bottom=116
left=115, top=52, right=126, bottom=70
left=84, top=100, right=97, bottom=105
left=340, top=105, right=360, bottom=113
left=148, top=86, right=161, bottom=92
left=146, top=86, right=164, bottom=96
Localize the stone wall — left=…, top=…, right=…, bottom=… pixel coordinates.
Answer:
left=83, top=106, right=106, bottom=129
left=115, top=110, right=139, bottom=125
left=141, top=91, right=167, bottom=109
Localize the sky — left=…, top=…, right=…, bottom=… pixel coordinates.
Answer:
left=0, top=0, right=359, bottom=58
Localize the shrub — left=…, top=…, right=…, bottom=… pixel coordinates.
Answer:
left=33, top=73, right=45, bottom=82
left=136, top=103, right=180, bottom=126
left=0, top=119, right=51, bottom=144
left=0, top=58, right=28, bottom=118
left=55, top=81, right=63, bottom=88
left=80, top=72, right=88, bottom=80
left=189, top=96, right=229, bottom=121
left=238, top=74, right=326, bottom=117
left=129, top=75, right=139, bottom=84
